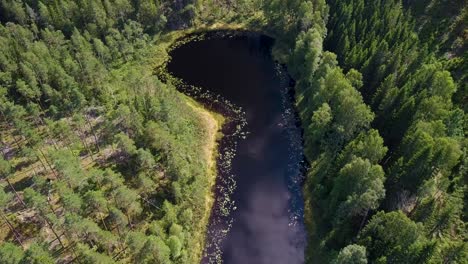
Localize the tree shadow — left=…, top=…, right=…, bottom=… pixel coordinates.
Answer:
left=12, top=176, right=34, bottom=192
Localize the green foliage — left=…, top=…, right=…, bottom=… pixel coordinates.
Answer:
left=297, top=51, right=374, bottom=159
left=263, top=0, right=327, bottom=38
left=358, top=211, right=435, bottom=264
left=137, top=236, right=171, bottom=264
left=329, top=158, right=385, bottom=223
left=333, top=244, right=367, bottom=264
left=23, top=188, right=48, bottom=213
left=0, top=188, right=12, bottom=207
left=20, top=243, right=54, bottom=264
left=51, top=150, right=86, bottom=189
left=77, top=243, right=116, bottom=264
left=337, top=129, right=388, bottom=166
left=0, top=242, right=24, bottom=264
left=0, top=157, right=12, bottom=178
left=289, top=28, right=323, bottom=79
left=168, top=235, right=183, bottom=259
left=403, top=0, right=467, bottom=54
left=59, top=188, right=83, bottom=213
left=125, top=231, right=146, bottom=253
left=115, top=132, right=137, bottom=156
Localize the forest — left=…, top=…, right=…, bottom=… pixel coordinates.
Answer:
left=0, top=0, right=466, bottom=263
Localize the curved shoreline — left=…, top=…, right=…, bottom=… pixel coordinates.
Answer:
left=152, top=30, right=236, bottom=263
left=161, top=31, right=308, bottom=264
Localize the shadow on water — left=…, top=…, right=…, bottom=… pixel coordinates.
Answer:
left=166, top=31, right=307, bottom=264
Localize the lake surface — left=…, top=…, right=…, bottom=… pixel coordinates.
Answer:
left=167, top=32, right=306, bottom=264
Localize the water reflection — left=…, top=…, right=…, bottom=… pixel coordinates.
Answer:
left=167, top=32, right=306, bottom=264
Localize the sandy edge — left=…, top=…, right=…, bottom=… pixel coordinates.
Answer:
left=185, top=99, right=224, bottom=263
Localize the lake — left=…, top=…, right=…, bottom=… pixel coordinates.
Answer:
left=167, top=32, right=307, bottom=264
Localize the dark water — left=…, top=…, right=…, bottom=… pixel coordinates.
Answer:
left=167, top=32, right=306, bottom=264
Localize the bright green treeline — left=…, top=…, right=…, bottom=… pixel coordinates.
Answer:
left=0, top=1, right=217, bottom=263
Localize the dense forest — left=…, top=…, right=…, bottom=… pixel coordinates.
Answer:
left=300, top=0, right=467, bottom=262
left=0, top=1, right=222, bottom=263
left=0, top=0, right=466, bottom=263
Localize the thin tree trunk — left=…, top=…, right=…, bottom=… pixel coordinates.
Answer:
left=30, top=161, right=39, bottom=177
left=47, top=195, right=56, bottom=215
left=77, top=126, right=94, bottom=161
left=39, top=122, right=59, bottom=151
left=84, top=114, right=100, bottom=153
left=357, top=208, right=369, bottom=236
left=11, top=134, right=22, bottom=152
left=35, top=152, right=49, bottom=175
left=0, top=137, right=7, bottom=159
left=112, top=246, right=127, bottom=261
left=100, top=214, right=109, bottom=231
left=37, top=148, right=58, bottom=178
left=124, top=211, right=133, bottom=230
left=139, top=194, right=161, bottom=210
left=5, top=178, right=26, bottom=207
left=0, top=110, right=17, bottom=149
left=45, top=218, right=65, bottom=248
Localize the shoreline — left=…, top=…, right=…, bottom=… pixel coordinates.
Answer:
left=151, top=30, right=228, bottom=263
left=184, top=97, right=225, bottom=263
left=152, top=27, right=308, bottom=263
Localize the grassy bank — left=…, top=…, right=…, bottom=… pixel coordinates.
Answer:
left=184, top=98, right=224, bottom=263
